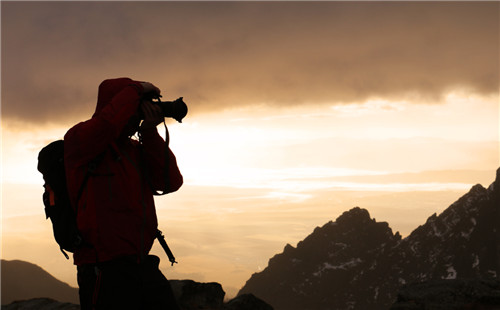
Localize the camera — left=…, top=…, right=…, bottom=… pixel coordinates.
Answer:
left=142, top=92, right=188, bottom=123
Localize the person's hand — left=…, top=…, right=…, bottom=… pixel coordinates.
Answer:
left=140, top=82, right=161, bottom=97
left=140, top=100, right=164, bottom=130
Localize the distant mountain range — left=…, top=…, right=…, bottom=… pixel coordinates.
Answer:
left=1, top=259, right=79, bottom=305
left=238, top=168, right=500, bottom=310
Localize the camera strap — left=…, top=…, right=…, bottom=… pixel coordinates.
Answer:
left=137, top=120, right=171, bottom=196
left=156, top=120, right=171, bottom=196
left=138, top=122, right=177, bottom=265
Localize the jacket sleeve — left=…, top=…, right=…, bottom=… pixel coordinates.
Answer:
left=140, top=128, right=183, bottom=194
left=64, top=78, right=144, bottom=167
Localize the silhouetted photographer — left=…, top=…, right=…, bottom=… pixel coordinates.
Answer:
left=64, top=78, right=184, bottom=309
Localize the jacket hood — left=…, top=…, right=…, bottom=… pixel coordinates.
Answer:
left=93, top=78, right=141, bottom=118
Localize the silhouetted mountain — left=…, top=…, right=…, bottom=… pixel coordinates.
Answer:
left=239, top=168, right=500, bottom=310
left=1, top=260, right=79, bottom=305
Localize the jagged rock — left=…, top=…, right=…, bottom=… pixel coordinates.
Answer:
left=170, top=279, right=225, bottom=310
left=224, top=294, right=273, bottom=310
left=1, top=298, right=80, bottom=310
left=390, top=278, right=500, bottom=309
left=239, top=206, right=401, bottom=310
left=239, top=168, right=500, bottom=310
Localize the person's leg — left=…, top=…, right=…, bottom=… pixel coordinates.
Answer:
left=141, top=255, right=181, bottom=310
left=77, top=264, right=97, bottom=310
left=78, top=258, right=142, bottom=310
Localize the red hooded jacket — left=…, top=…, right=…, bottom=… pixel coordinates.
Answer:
left=64, top=78, right=183, bottom=265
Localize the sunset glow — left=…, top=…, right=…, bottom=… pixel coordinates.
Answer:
left=2, top=1, right=498, bottom=300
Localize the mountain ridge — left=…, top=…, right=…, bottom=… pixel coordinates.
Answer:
left=239, top=167, right=500, bottom=309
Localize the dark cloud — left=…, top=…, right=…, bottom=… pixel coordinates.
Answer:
left=1, top=1, right=498, bottom=126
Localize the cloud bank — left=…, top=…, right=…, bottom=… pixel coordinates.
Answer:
left=2, top=1, right=498, bottom=125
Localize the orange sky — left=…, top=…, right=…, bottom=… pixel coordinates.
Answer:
left=1, top=1, right=499, bottom=299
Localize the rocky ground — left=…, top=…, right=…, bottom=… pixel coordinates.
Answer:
left=1, top=280, right=273, bottom=310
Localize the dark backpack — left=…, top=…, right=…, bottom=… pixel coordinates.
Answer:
left=37, top=140, right=178, bottom=264
left=37, top=140, right=84, bottom=259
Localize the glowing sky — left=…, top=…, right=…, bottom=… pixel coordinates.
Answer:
left=1, top=1, right=499, bottom=299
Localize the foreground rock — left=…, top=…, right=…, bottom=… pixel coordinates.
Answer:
left=170, top=280, right=225, bottom=310
left=170, top=280, right=273, bottom=310
left=224, top=294, right=274, bottom=310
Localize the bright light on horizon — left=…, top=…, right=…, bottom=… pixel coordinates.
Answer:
left=2, top=89, right=497, bottom=188
left=166, top=90, right=498, bottom=192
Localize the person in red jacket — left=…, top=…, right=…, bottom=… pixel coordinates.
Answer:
left=64, top=78, right=183, bottom=309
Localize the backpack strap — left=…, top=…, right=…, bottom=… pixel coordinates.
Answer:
left=76, top=168, right=92, bottom=205
left=70, top=151, right=107, bottom=257
left=75, top=152, right=106, bottom=207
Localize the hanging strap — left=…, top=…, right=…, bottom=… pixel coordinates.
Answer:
left=153, top=121, right=171, bottom=195
left=139, top=120, right=171, bottom=196
left=139, top=122, right=178, bottom=265
left=156, top=230, right=177, bottom=266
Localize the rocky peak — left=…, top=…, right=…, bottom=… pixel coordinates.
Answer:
left=240, top=207, right=400, bottom=309
left=292, top=207, right=397, bottom=259
left=470, top=183, right=487, bottom=195
left=487, top=167, right=500, bottom=200
left=336, top=207, right=371, bottom=225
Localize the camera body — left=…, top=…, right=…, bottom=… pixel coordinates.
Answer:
left=142, top=92, right=188, bottom=123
